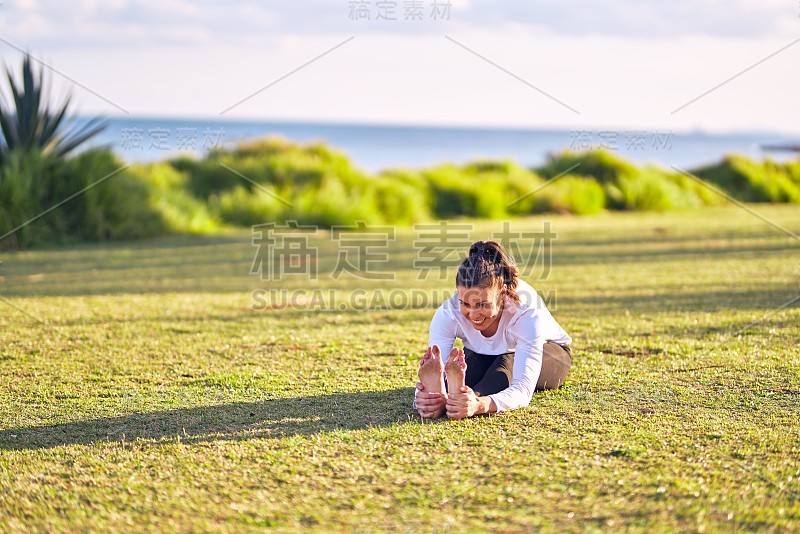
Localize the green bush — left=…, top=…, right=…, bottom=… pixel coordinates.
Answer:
left=11, top=122, right=800, bottom=250
left=536, top=175, right=606, bottom=215
left=371, top=178, right=431, bottom=225
left=211, top=186, right=287, bottom=227
left=538, top=150, right=718, bottom=212
left=422, top=164, right=482, bottom=218
left=290, top=174, right=383, bottom=227
left=538, top=150, right=641, bottom=210
left=692, top=155, right=800, bottom=203
left=168, top=138, right=322, bottom=199
left=0, top=150, right=53, bottom=249
left=0, top=149, right=180, bottom=248
left=538, top=149, right=639, bottom=184
left=378, top=168, right=435, bottom=214
left=63, top=151, right=167, bottom=241
left=615, top=167, right=711, bottom=212
left=664, top=170, right=724, bottom=207
left=169, top=156, right=240, bottom=198
left=194, top=137, right=368, bottom=196
left=613, top=172, right=675, bottom=212
left=422, top=161, right=538, bottom=219
left=782, top=160, right=800, bottom=186
left=473, top=176, right=509, bottom=219
left=174, top=137, right=400, bottom=227
left=463, top=160, right=544, bottom=218
left=177, top=141, right=792, bottom=227
left=502, top=174, right=543, bottom=216
left=129, top=163, right=220, bottom=234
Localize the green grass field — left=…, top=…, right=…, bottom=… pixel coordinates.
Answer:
left=1, top=205, right=798, bottom=532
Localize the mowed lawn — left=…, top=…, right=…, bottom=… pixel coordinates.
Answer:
left=0, top=205, right=798, bottom=532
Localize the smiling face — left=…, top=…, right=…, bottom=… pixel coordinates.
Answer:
left=457, top=284, right=504, bottom=333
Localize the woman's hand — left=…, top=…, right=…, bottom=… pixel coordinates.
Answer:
left=415, top=381, right=446, bottom=419
left=446, top=386, right=483, bottom=420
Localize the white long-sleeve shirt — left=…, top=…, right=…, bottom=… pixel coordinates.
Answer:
left=427, top=279, right=571, bottom=412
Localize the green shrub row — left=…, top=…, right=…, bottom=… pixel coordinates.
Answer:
left=174, top=140, right=798, bottom=228
left=2, top=138, right=799, bottom=248
left=0, top=150, right=219, bottom=250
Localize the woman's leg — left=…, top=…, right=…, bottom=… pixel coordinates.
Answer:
left=464, top=348, right=514, bottom=397
left=462, top=343, right=572, bottom=396
left=462, top=347, right=495, bottom=391
left=535, top=342, right=572, bottom=391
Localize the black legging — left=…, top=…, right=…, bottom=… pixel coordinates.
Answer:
left=462, top=342, right=572, bottom=397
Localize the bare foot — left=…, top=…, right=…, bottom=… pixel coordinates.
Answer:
left=418, top=345, right=445, bottom=394
left=445, top=348, right=467, bottom=396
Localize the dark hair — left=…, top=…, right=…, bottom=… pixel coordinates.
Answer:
left=456, top=240, right=520, bottom=304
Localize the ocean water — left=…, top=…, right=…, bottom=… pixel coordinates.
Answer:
left=84, top=117, right=800, bottom=173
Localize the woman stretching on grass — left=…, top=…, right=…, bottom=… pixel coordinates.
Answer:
left=414, top=240, right=572, bottom=420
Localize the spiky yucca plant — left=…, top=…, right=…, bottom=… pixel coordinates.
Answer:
left=0, top=53, right=107, bottom=250
left=0, top=53, right=105, bottom=163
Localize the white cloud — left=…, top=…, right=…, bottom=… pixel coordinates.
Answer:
left=454, top=0, right=796, bottom=38
left=1, top=0, right=796, bottom=50
left=0, top=0, right=797, bottom=133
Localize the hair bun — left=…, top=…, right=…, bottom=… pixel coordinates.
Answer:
left=468, top=242, right=483, bottom=257
left=469, top=241, right=501, bottom=263
left=457, top=240, right=521, bottom=304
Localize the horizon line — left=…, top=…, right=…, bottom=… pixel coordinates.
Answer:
left=73, top=114, right=800, bottom=139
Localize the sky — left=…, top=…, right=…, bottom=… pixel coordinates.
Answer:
left=1, top=0, right=799, bottom=133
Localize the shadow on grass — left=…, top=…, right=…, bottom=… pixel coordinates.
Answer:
left=1, top=228, right=797, bottom=298
left=0, top=387, right=425, bottom=451
left=556, top=285, right=800, bottom=314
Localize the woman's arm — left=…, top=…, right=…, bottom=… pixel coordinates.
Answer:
left=487, top=334, right=545, bottom=412
left=477, top=395, right=498, bottom=414
left=444, top=386, right=498, bottom=419
left=483, top=308, right=559, bottom=412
